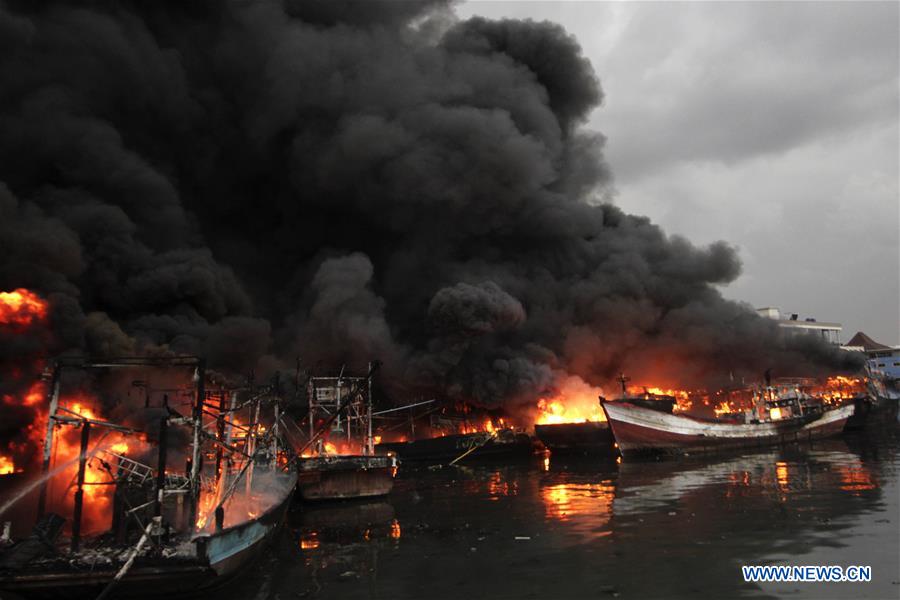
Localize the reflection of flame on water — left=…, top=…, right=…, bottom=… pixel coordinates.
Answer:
left=775, top=461, right=790, bottom=491
left=390, top=518, right=401, bottom=540
left=541, top=481, right=615, bottom=529
left=300, top=532, right=320, bottom=550
left=486, top=471, right=518, bottom=500
left=837, top=463, right=876, bottom=494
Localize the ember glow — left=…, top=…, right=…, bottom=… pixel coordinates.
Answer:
left=0, top=288, right=48, bottom=328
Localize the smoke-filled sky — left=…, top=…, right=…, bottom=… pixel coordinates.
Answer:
left=0, top=0, right=866, bottom=411
left=459, top=1, right=900, bottom=346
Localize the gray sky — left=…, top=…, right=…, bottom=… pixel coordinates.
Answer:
left=457, top=1, right=900, bottom=345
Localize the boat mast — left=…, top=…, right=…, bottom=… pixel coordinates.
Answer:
left=36, top=362, right=61, bottom=520
left=366, top=361, right=374, bottom=456
left=188, top=358, right=206, bottom=531
left=618, top=373, right=631, bottom=399
left=70, top=420, right=91, bottom=552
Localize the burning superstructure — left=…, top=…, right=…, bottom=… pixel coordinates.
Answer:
left=0, top=353, right=296, bottom=597
left=295, top=365, right=397, bottom=500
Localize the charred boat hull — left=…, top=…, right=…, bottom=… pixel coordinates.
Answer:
left=534, top=422, right=615, bottom=454
left=296, top=455, right=396, bottom=501
left=0, top=473, right=297, bottom=599
left=602, top=401, right=854, bottom=458
left=376, top=431, right=535, bottom=464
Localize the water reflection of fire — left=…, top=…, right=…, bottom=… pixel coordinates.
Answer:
left=486, top=471, right=518, bottom=500
left=541, top=480, right=615, bottom=531
left=775, top=461, right=790, bottom=492
left=300, top=532, right=320, bottom=550
left=836, top=463, right=877, bottom=494
left=390, top=518, right=401, bottom=540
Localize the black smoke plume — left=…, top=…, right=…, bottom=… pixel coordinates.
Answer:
left=0, top=0, right=860, bottom=410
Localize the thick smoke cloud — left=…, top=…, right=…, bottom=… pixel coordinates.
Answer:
left=0, top=0, right=860, bottom=409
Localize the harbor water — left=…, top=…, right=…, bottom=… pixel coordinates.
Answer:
left=215, top=426, right=900, bottom=599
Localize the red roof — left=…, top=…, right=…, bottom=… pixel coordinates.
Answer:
left=845, top=331, right=892, bottom=351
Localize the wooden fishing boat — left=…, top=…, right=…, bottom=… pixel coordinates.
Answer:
left=534, top=421, right=615, bottom=454
left=296, top=454, right=396, bottom=501
left=533, top=383, right=673, bottom=456
left=375, top=429, right=535, bottom=463
left=0, top=471, right=296, bottom=599
left=0, top=357, right=297, bottom=599
left=295, top=365, right=402, bottom=501
left=601, top=395, right=854, bottom=458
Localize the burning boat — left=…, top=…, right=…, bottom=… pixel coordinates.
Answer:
left=534, top=421, right=613, bottom=455
left=0, top=357, right=296, bottom=598
left=531, top=376, right=613, bottom=455
left=376, top=429, right=534, bottom=464
left=294, top=365, right=398, bottom=501
left=371, top=401, right=534, bottom=464
left=297, top=454, right=396, bottom=501
left=531, top=375, right=681, bottom=455
left=601, top=380, right=854, bottom=458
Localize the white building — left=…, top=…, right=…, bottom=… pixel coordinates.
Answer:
left=756, top=307, right=842, bottom=345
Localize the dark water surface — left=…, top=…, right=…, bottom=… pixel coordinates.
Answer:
left=217, top=426, right=900, bottom=600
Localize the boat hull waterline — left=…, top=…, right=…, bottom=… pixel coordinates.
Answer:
left=602, top=401, right=854, bottom=458
left=533, top=421, right=615, bottom=455
left=297, top=455, right=396, bottom=501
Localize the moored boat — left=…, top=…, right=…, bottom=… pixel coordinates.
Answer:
left=375, top=429, right=535, bottom=463
left=0, top=357, right=297, bottom=599
left=534, top=421, right=614, bottom=455
left=601, top=392, right=854, bottom=458
left=0, top=471, right=296, bottom=599
left=296, top=454, right=397, bottom=501
left=295, top=365, right=402, bottom=501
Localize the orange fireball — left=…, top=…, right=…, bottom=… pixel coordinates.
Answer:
left=0, top=288, right=48, bottom=327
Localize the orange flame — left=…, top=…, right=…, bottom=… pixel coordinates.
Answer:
left=0, top=288, right=48, bottom=327
left=40, top=395, right=146, bottom=534
left=534, top=376, right=605, bottom=425
left=0, top=455, right=15, bottom=475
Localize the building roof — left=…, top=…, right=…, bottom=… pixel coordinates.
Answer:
left=845, top=331, right=892, bottom=352
left=776, top=320, right=842, bottom=330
